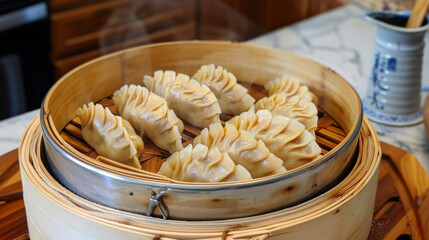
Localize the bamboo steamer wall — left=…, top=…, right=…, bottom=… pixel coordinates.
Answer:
left=44, top=41, right=358, bottom=134
left=40, top=41, right=364, bottom=220
left=20, top=116, right=381, bottom=239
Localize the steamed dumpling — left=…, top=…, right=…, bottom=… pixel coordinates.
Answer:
left=193, top=122, right=286, bottom=178
left=113, top=84, right=183, bottom=154
left=255, top=92, right=318, bottom=135
left=143, top=70, right=221, bottom=128
left=265, top=75, right=318, bottom=104
left=227, top=109, right=321, bottom=169
left=158, top=144, right=252, bottom=182
left=76, top=102, right=144, bottom=169
left=192, top=64, right=255, bottom=115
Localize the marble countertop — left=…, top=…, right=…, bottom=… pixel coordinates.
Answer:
left=1, top=3, right=428, bottom=173
left=250, top=3, right=429, bottom=173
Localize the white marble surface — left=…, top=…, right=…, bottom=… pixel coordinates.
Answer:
left=250, top=3, right=429, bottom=173
left=0, top=109, right=38, bottom=155
left=1, top=3, right=428, bottom=173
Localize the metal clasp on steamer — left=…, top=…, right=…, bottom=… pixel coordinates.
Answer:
left=146, top=188, right=170, bottom=219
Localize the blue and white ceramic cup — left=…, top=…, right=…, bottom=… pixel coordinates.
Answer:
left=364, top=11, right=429, bottom=125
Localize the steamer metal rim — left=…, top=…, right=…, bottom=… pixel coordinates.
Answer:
left=40, top=105, right=362, bottom=189
left=39, top=41, right=363, bottom=220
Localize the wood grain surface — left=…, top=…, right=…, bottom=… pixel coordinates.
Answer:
left=1, top=141, right=428, bottom=240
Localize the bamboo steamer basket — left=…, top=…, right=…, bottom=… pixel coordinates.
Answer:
left=20, top=116, right=381, bottom=240
left=40, top=41, right=363, bottom=220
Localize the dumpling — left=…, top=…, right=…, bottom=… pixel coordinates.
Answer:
left=227, top=109, right=321, bottom=170
left=113, top=84, right=183, bottom=154
left=255, top=92, right=318, bottom=135
left=193, top=122, right=286, bottom=178
left=76, top=102, right=144, bottom=169
left=264, top=75, right=318, bottom=105
left=143, top=70, right=221, bottom=128
left=192, top=64, right=255, bottom=115
left=158, top=144, right=252, bottom=182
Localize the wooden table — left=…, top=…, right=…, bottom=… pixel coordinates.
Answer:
left=1, top=142, right=428, bottom=240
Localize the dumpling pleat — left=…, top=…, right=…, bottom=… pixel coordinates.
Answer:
left=192, top=64, right=255, bottom=115
left=227, top=109, right=321, bottom=170
left=76, top=102, right=143, bottom=169
left=255, top=92, right=318, bottom=135
left=265, top=75, right=317, bottom=104
left=113, top=84, right=183, bottom=154
left=143, top=70, right=221, bottom=128
left=193, top=122, right=285, bottom=178
left=158, top=144, right=252, bottom=182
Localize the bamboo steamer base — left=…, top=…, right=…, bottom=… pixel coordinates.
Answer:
left=19, top=115, right=381, bottom=240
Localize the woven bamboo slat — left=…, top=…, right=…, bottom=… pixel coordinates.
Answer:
left=60, top=91, right=344, bottom=174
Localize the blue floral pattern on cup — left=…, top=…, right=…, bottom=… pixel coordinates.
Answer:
left=364, top=105, right=423, bottom=124
left=369, top=51, right=397, bottom=111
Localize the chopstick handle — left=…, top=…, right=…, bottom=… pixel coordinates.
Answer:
left=406, top=0, right=429, bottom=28
left=424, top=94, right=429, bottom=139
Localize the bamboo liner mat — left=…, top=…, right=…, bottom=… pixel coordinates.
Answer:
left=59, top=83, right=346, bottom=174
left=18, top=115, right=381, bottom=239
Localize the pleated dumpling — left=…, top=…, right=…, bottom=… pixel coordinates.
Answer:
left=158, top=144, right=252, bottom=182
left=143, top=70, right=221, bottom=128
left=265, top=75, right=318, bottom=105
left=255, top=92, right=318, bottom=135
left=192, top=64, right=255, bottom=115
left=76, top=102, right=144, bottom=169
left=193, top=122, right=286, bottom=178
left=113, top=84, right=183, bottom=154
left=227, top=109, right=321, bottom=170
